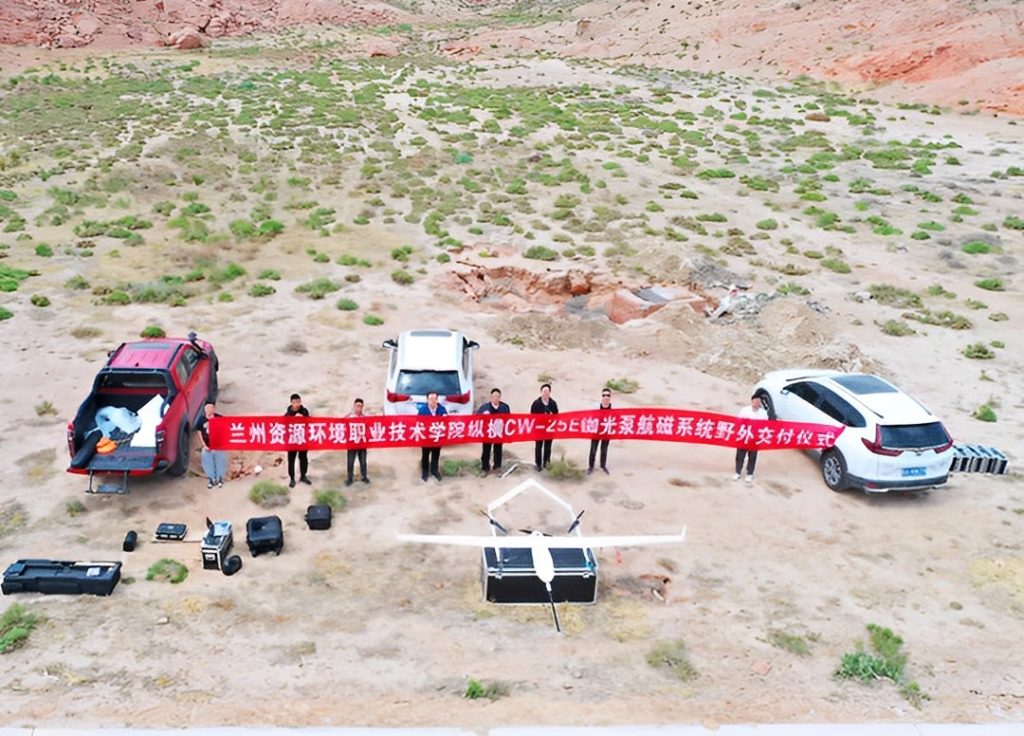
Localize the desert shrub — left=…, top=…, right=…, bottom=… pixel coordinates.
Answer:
left=868, top=284, right=922, bottom=309
left=34, top=400, right=57, bottom=416
left=146, top=559, right=188, bottom=584
left=605, top=377, right=640, bottom=393
left=140, top=325, right=165, bottom=338
left=821, top=258, right=851, bottom=273
left=249, top=283, right=275, bottom=297
left=756, top=218, right=778, bottom=230
left=34, top=243, right=52, bottom=257
left=962, top=241, right=991, bottom=254
left=249, top=480, right=290, bottom=508
left=336, top=298, right=358, bottom=311
left=30, top=294, right=50, bottom=307
left=769, top=629, right=815, bottom=657
left=441, top=457, right=481, bottom=477
left=0, top=308, right=12, bottom=321
left=257, top=269, right=281, bottom=280
left=363, top=314, right=384, bottom=326
left=776, top=282, right=810, bottom=296
left=974, top=278, right=1004, bottom=291
left=314, top=489, right=347, bottom=511
left=881, top=320, right=915, bottom=337
left=65, top=499, right=87, bottom=517
left=524, top=245, right=559, bottom=261
left=390, top=245, right=414, bottom=262
left=903, top=309, right=971, bottom=330
left=646, top=640, right=698, bottom=682
left=963, top=343, right=995, bottom=359
left=391, top=269, right=414, bottom=285
left=1, top=603, right=40, bottom=654
left=295, top=278, right=341, bottom=299
left=546, top=455, right=584, bottom=481
left=1004, top=215, right=1024, bottom=230
left=464, top=678, right=509, bottom=701
left=974, top=404, right=997, bottom=422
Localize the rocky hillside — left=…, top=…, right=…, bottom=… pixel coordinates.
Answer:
left=1, top=0, right=1022, bottom=113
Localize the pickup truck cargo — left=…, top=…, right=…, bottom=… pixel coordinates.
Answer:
left=66, top=332, right=218, bottom=493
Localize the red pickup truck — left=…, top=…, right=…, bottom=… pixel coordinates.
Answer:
left=66, top=333, right=218, bottom=493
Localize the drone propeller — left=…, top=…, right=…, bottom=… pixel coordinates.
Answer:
left=566, top=510, right=586, bottom=535
left=478, top=509, right=508, bottom=535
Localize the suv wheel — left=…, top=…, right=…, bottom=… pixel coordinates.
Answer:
left=821, top=449, right=848, bottom=492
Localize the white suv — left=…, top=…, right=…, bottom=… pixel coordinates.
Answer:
left=752, top=370, right=954, bottom=493
left=382, top=330, right=479, bottom=416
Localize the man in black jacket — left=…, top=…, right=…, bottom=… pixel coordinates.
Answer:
left=588, top=388, right=613, bottom=475
left=285, top=392, right=311, bottom=488
left=530, top=383, right=558, bottom=471
left=477, top=388, right=510, bottom=477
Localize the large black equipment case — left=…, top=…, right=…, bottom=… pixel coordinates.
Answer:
left=246, top=515, right=284, bottom=556
left=2, top=559, right=121, bottom=596
left=304, top=504, right=332, bottom=530
left=482, top=547, right=598, bottom=604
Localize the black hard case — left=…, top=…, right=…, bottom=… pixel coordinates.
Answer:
left=2, top=559, right=121, bottom=596
left=246, top=515, right=284, bottom=556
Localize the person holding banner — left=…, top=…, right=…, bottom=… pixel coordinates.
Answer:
left=418, top=391, right=447, bottom=482
left=530, top=383, right=559, bottom=472
left=588, top=388, right=613, bottom=475
left=477, top=388, right=511, bottom=477
left=196, top=401, right=228, bottom=489
left=735, top=393, right=768, bottom=484
left=345, top=398, right=370, bottom=486
left=285, top=393, right=311, bottom=488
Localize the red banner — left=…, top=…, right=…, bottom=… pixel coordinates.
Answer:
left=208, top=409, right=841, bottom=452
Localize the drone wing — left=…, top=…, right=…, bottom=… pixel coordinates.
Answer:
left=397, top=528, right=686, bottom=549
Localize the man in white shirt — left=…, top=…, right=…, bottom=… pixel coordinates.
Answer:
left=735, top=393, right=768, bottom=484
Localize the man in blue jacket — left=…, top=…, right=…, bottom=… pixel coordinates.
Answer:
left=418, top=390, right=447, bottom=482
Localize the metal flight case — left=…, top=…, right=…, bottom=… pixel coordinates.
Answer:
left=482, top=546, right=598, bottom=604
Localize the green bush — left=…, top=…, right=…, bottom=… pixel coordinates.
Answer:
left=755, top=218, right=778, bottom=230
left=65, top=499, right=87, bottom=517
left=0, top=307, right=12, bottom=321
left=336, top=298, right=359, bottom=311
left=974, top=278, right=1004, bottom=291
left=441, top=457, right=481, bottom=477
left=1, top=603, right=40, bottom=654
left=391, top=270, right=414, bottom=285
left=524, top=245, right=559, bottom=261
left=146, top=559, right=188, bottom=584
left=646, top=640, right=698, bottom=682
left=1004, top=216, right=1024, bottom=230
left=464, top=678, right=509, bottom=701
left=363, top=314, right=384, bottom=326
left=258, top=269, right=281, bottom=281
left=605, top=377, right=640, bottom=393
left=248, top=283, right=275, bottom=297
left=546, top=455, right=584, bottom=481
left=962, top=241, right=991, bottom=254
left=963, top=343, right=995, bottom=359
left=314, top=489, right=347, bottom=511
left=821, top=258, right=851, bottom=274
left=30, top=294, right=50, bottom=307
left=140, top=325, right=166, bottom=338
left=34, top=243, right=53, bottom=257
left=881, top=320, right=915, bottom=337
left=295, top=278, right=341, bottom=299
left=974, top=404, right=997, bottom=422
left=249, top=480, right=290, bottom=508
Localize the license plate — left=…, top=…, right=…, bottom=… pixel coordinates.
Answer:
left=902, top=467, right=926, bottom=477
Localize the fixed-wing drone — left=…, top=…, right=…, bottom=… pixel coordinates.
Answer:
left=397, top=479, right=686, bottom=632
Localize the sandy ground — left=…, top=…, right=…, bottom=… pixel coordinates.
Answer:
left=0, top=43, right=1022, bottom=728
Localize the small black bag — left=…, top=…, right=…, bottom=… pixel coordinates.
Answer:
left=304, top=504, right=332, bottom=530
